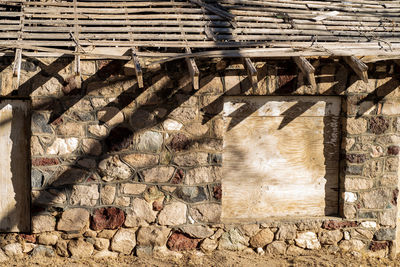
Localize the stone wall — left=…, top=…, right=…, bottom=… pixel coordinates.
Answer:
left=0, top=57, right=398, bottom=259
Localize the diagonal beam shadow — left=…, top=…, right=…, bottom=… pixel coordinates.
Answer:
left=96, top=69, right=178, bottom=126
left=356, top=75, right=400, bottom=118
left=1, top=67, right=199, bottom=234
left=0, top=55, right=12, bottom=74
left=16, top=56, right=73, bottom=97
left=278, top=101, right=316, bottom=129
left=48, top=56, right=131, bottom=124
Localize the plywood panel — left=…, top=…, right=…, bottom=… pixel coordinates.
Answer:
left=222, top=96, right=340, bottom=222
left=0, top=101, right=30, bottom=232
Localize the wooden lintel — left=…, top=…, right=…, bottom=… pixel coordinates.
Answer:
left=243, top=58, right=258, bottom=90
left=131, top=47, right=144, bottom=88
left=185, top=47, right=199, bottom=90
left=343, top=56, right=368, bottom=83
left=293, top=56, right=316, bottom=89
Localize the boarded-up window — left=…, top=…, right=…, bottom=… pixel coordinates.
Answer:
left=222, top=96, right=340, bottom=222
left=0, top=100, right=30, bottom=232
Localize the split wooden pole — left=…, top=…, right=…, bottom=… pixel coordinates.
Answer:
left=131, top=47, right=144, bottom=88
left=185, top=47, right=199, bottom=90
left=343, top=56, right=368, bottom=83
left=243, top=57, right=258, bottom=91
left=293, top=56, right=316, bottom=89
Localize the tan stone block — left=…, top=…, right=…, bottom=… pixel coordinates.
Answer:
left=344, top=178, right=373, bottom=191
left=88, top=124, right=108, bottom=138
left=125, top=198, right=156, bottom=227
left=189, top=203, right=221, bottom=223
left=123, top=153, right=159, bottom=168
left=185, top=166, right=222, bottom=185
left=101, top=185, right=115, bottom=205
left=70, top=185, right=99, bottom=206
left=115, top=196, right=130, bottom=206
left=142, top=166, right=175, bottom=183
left=111, top=228, right=137, bottom=255
left=173, top=152, right=209, bottom=167
left=56, top=122, right=85, bottom=137
left=97, top=107, right=124, bottom=127
left=82, top=139, right=102, bottom=156
left=346, top=117, right=367, bottom=135
left=68, top=238, right=94, bottom=257
left=121, top=183, right=147, bottom=195
left=158, top=201, right=187, bottom=226
left=57, top=208, right=90, bottom=232
left=32, top=215, right=56, bottom=233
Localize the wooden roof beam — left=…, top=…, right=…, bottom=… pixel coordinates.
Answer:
left=243, top=57, right=258, bottom=91
left=293, top=56, right=316, bottom=89
left=185, top=47, right=199, bottom=90
left=343, top=56, right=368, bottom=83
left=131, top=47, right=144, bottom=88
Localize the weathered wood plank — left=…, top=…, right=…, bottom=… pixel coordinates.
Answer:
left=222, top=96, right=340, bottom=221
left=0, top=101, right=30, bottom=232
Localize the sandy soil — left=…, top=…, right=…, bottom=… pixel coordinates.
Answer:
left=5, top=249, right=400, bottom=267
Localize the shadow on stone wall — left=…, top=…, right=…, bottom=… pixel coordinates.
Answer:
left=0, top=55, right=398, bottom=234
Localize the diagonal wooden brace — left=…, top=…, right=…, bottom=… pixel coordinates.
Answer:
left=243, top=57, right=258, bottom=91
left=293, top=56, right=316, bottom=89
left=185, top=47, right=199, bottom=90
left=131, top=47, right=144, bottom=88
left=344, top=56, right=368, bottom=83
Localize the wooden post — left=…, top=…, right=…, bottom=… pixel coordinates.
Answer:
left=243, top=57, right=258, bottom=91
left=293, top=56, right=316, bottom=89
left=131, top=47, right=144, bottom=88
left=343, top=56, right=368, bottom=83
left=185, top=47, right=199, bottom=90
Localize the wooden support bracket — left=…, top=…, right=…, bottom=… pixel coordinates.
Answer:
left=131, top=47, right=144, bottom=88
left=74, top=47, right=80, bottom=75
left=185, top=47, right=199, bottom=90
left=344, top=56, right=368, bottom=83
left=293, top=56, right=316, bottom=89
left=243, top=57, right=258, bottom=91
left=12, top=48, right=22, bottom=89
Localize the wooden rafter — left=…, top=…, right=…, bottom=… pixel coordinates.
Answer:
left=343, top=56, right=368, bottom=83
left=185, top=47, right=199, bottom=90
left=293, top=56, right=316, bottom=89
left=243, top=58, right=258, bottom=90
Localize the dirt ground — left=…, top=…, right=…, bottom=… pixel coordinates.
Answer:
left=5, top=249, right=400, bottom=267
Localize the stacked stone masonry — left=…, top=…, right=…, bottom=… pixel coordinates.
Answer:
left=0, top=57, right=398, bottom=259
